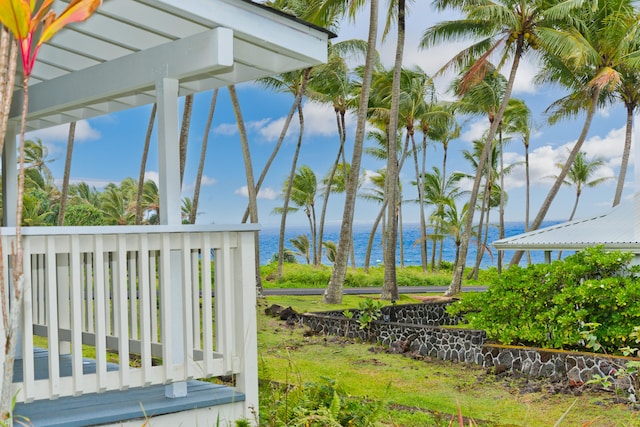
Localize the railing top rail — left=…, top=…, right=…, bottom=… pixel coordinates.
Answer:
left=0, top=223, right=261, bottom=237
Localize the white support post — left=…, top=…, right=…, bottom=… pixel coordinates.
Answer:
left=233, top=231, right=259, bottom=421
left=2, top=121, right=17, bottom=226
left=156, top=76, right=187, bottom=398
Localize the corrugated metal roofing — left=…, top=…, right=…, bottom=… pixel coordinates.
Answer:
left=492, top=193, right=640, bottom=251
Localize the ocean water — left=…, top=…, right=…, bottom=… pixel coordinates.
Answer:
left=258, top=221, right=564, bottom=268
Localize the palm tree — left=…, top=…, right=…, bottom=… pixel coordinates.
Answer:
left=136, top=103, right=156, bottom=225
left=179, top=94, right=193, bottom=187
left=24, top=138, right=53, bottom=181
left=360, top=169, right=386, bottom=272
left=612, top=70, right=640, bottom=207
left=69, top=182, right=101, bottom=208
left=396, top=67, right=436, bottom=273
left=259, top=67, right=313, bottom=276
left=555, top=151, right=613, bottom=223
left=228, top=85, right=262, bottom=294
left=308, top=39, right=369, bottom=268
left=100, top=184, right=134, bottom=225
left=511, top=0, right=640, bottom=265
left=312, top=0, right=381, bottom=304
left=437, top=199, right=469, bottom=267
left=190, top=89, right=218, bottom=224
left=419, top=166, right=464, bottom=270
left=289, top=165, right=319, bottom=263
left=57, top=121, right=76, bottom=226
left=290, top=234, right=311, bottom=264
left=502, top=98, right=532, bottom=263
left=421, top=0, right=587, bottom=295
left=379, top=0, right=410, bottom=302
left=142, top=180, right=160, bottom=224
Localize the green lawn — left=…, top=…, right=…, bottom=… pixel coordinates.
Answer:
left=258, top=295, right=640, bottom=427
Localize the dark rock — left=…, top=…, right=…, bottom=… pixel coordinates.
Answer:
left=279, top=306, right=298, bottom=320
left=494, top=364, right=510, bottom=375
left=265, top=304, right=284, bottom=316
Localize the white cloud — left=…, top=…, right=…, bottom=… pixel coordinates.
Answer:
left=460, top=119, right=488, bottom=143
left=214, top=123, right=239, bottom=136
left=58, top=177, right=116, bottom=189
left=144, top=171, right=159, bottom=185
left=26, top=120, right=100, bottom=143
left=183, top=175, right=217, bottom=193
left=234, top=185, right=278, bottom=200
left=500, top=126, right=626, bottom=191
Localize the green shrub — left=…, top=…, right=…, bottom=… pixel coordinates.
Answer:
left=448, top=246, right=640, bottom=352
left=259, top=378, right=382, bottom=427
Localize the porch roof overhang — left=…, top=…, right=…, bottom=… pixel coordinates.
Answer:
left=9, top=0, right=334, bottom=132
left=492, top=193, right=640, bottom=252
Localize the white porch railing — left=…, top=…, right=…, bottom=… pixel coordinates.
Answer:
left=0, top=224, right=259, bottom=409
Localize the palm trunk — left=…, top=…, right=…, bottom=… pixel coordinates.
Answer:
left=467, top=177, right=489, bottom=280
left=191, top=89, right=218, bottom=224
left=57, top=121, right=76, bottom=226
left=324, top=0, right=379, bottom=304
left=229, top=85, right=262, bottom=294
left=411, top=132, right=427, bottom=272
left=317, top=110, right=345, bottom=266
left=179, top=94, right=194, bottom=187
left=364, top=200, right=387, bottom=272
left=447, top=40, right=524, bottom=296
left=277, top=106, right=305, bottom=278
left=381, top=0, right=405, bottom=301
left=242, top=68, right=311, bottom=223
left=136, top=104, right=156, bottom=225
left=510, top=87, right=601, bottom=266
left=525, top=141, right=531, bottom=265
left=613, top=103, right=633, bottom=207
left=498, top=125, right=505, bottom=273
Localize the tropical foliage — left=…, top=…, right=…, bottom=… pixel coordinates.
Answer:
left=449, top=247, right=640, bottom=352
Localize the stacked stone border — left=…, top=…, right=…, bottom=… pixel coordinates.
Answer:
left=300, top=301, right=639, bottom=389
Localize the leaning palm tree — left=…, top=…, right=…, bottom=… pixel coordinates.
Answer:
left=421, top=0, right=588, bottom=295
left=511, top=0, right=640, bottom=266
left=190, top=89, right=218, bottom=224
left=228, top=85, right=262, bottom=293
left=309, top=0, right=381, bottom=304
left=308, top=38, right=369, bottom=267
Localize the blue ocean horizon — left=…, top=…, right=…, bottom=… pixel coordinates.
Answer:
left=258, top=221, right=564, bottom=268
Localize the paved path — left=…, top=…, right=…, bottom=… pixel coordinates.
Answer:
left=262, top=286, right=487, bottom=296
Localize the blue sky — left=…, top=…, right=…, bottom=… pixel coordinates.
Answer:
left=26, top=3, right=636, bottom=229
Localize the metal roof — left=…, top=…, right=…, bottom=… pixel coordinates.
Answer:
left=10, top=0, right=332, bottom=132
left=492, top=193, right=640, bottom=251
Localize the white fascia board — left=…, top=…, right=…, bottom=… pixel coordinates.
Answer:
left=151, top=0, right=328, bottom=65
left=11, top=27, right=233, bottom=121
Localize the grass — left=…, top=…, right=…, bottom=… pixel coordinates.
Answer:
left=258, top=294, right=640, bottom=427
left=260, top=264, right=453, bottom=289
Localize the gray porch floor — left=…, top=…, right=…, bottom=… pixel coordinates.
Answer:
left=13, top=349, right=244, bottom=427
left=12, top=348, right=119, bottom=383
